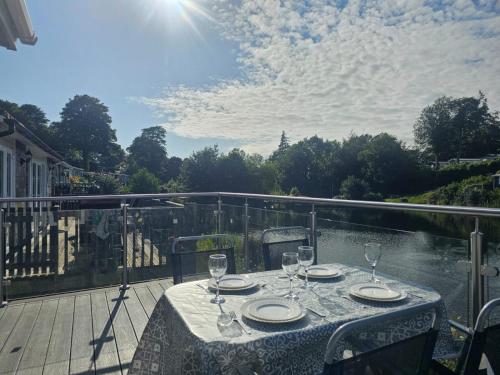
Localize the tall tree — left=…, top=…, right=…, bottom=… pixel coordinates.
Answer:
left=414, top=93, right=500, bottom=162
left=358, top=133, right=418, bottom=195
left=269, top=131, right=290, bottom=161
left=0, top=100, right=52, bottom=144
left=180, top=146, right=220, bottom=191
left=51, top=95, right=122, bottom=171
left=127, top=126, right=168, bottom=179
left=165, top=156, right=183, bottom=182
left=277, top=136, right=340, bottom=197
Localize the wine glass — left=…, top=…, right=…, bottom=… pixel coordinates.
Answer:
left=364, top=243, right=381, bottom=283
left=298, top=246, right=314, bottom=289
left=282, top=252, right=299, bottom=300
left=209, top=254, right=227, bottom=304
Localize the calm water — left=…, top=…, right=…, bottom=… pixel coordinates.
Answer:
left=314, top=219, right=500, bottom=325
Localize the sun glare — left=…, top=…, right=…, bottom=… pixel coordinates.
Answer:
left=159, top=0, right=215, bottom=39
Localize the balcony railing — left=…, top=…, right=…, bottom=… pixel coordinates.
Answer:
left=0, top=192, right=498, bottom=327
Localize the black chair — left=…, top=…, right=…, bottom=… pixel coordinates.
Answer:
left=323, top=300, right=441, bottom=375
left=261, top=226, right=309, bottom=271
left=171, top=234, right=236, bottom=285
left=429, top=298, right=500, bottom=375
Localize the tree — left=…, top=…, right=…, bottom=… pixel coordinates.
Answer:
left=332, top=134, right=373, bottom=194
left=99, top=143, right=126, bottom=172
left=127, top=126, right=168, bottom=179
left=94, top=174, right=120, bottom=194
left=165, top=156, right=183, bottom=182
left=51, top=95, right=122, bottom=171
left=358, top=133, right=418, bottom=195
left=0, top=100, right=52, bottom=144
left=269, top=131, right=290, bottom=161
left=339, top=176, right=370, bottom=200
left=414, top=93, right=500, bottom=162
left=126, top=169, right=161, bottom=193
left=180, top=146, right=220, bottom=191
left=162, top=178, right=186, bottom=193
left=277, top=136, right=340, bottom=197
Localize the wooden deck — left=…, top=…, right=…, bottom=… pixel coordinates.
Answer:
left=0, top=279, right=173, bottom=375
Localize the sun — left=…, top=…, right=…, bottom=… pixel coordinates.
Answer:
left=161, top=0, right=215, bottom=36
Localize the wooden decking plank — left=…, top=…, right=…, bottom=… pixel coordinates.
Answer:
left=43, top=297, right=74, bottom=375
left=15, top=367, right=45, bottom=375
left=133, top=287, right=157, bottom=318
left=0, top=304, right=24, bottom=353
left=157, top=279, right=172, bottom=290
left=91, top=293, right=121, bottom=375
left=43, top=361, right=72, bottom=375
left=0, top=301, right=41, bottom=374
left=69, top=294, right=95, bottom=375
left=17, top=299, right=58, bottom=372
left=105, top=290, right=138, bottom=375
left=123, top=289, right=149, bottom=342
left=0, top=305, right=6, bottom=322
left=147, top=283, right=165, bottom=302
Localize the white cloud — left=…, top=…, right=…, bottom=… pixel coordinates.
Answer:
left=143, top=0, right=500, bottom=155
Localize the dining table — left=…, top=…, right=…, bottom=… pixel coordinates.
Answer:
left=129, top=264, right=459, bottom=375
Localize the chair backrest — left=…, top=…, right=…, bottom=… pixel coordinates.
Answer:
left=171, top=234, right=236, bottom=285
left=461, top=298, right=500, bottom=375
left=261, top=226, right=309, bottom=271
left=323, top=300, right=441, bottom=375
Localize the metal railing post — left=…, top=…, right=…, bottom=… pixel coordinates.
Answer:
left=0, top=209, right=6, bottom=307
left=310, top=205, right=317, bottom=265
left=217, top=196, right=222, bottom=234
left=470, top=217, right=483, bottom=324
left=244, top=199, right=250, bottom=271
left=120, top=203, right=130, bottom=290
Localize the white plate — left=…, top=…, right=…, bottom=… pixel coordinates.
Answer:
left=349, top=283, right=407, bottom=302
left=299, top=265, right=341, bottom=279
left=208, top=275, right=256, bottom=291
left=241, top=297, right=305, bottom=323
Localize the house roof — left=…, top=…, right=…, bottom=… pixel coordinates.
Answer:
left=0, top=111, right=64, bottom=161
left=0, top=0, right=37, bottom=50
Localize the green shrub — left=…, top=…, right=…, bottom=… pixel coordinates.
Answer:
left=126, top=168, right=161, bottom=193
left=94, top=174, right=120, bottom=194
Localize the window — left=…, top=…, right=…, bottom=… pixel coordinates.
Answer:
left=6, top=153, right=11, bottom=197
left=0, top=147, right=14, bottom=197
left=31, top=160, right=47, bottom=197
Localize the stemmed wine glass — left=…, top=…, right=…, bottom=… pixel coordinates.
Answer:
left=298, top=246, right=314, bottom=289
left=282, top=252, right=299, bottom=300
left=208, top=254, right=227, bottom=304
left=364, top=243, right=381, bottom=283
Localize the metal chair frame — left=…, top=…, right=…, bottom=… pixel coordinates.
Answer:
left=430, top=297, right=500, bottom=375
left=171, top=234, right=236, bottom=285
left=324, top=300, right=442, bottom=375
left=261, top=226, right=310, bottom=271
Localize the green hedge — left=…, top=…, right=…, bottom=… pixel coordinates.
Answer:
left=433, top=158, right=500, bottom=187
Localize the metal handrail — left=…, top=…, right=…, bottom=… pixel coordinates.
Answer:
left=0, top=191, right=499, bottom=218
left=0, top=191, right=497, bottom=324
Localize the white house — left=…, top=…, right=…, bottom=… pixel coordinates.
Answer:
left=0, top=111, right=76, bottom=198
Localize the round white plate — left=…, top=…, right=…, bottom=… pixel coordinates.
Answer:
left=241, top=297, right=305, bottom=323
left=349, top=283, right=407, bottom=302
left=299, top=265, right=341, bottom=279
left=208, top=275, right=256, bottom=291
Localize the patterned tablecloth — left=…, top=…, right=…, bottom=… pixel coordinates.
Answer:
left=130, top=264, right=459, bottom=375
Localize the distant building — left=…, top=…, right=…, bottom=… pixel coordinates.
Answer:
left=492, top=172, right=500, bottom=189
left=0, top=0, right=37, bottom=50
left=433, top=155, right=500, bottom=169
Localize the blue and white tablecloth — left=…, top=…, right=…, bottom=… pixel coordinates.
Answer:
left=130, top=264, right=459, bottom=375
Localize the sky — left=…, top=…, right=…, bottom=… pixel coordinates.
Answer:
left=1, top=0, right=499, bottom=157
